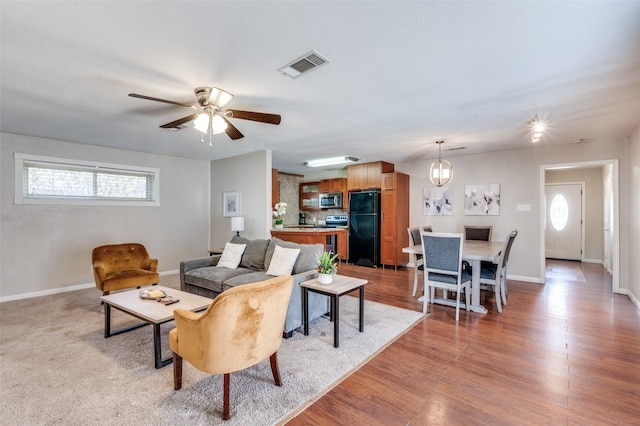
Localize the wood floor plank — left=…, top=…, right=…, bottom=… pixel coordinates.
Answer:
left=285, top=260, right=640, bottom=425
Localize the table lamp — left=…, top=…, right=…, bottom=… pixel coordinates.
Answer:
left=231, top=216, right=244, bottom=237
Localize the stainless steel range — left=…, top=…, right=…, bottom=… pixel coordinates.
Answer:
left=324, top=215, right=348, bottom=228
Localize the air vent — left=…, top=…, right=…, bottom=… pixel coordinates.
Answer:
left=278, top=50, right=330, bottom=79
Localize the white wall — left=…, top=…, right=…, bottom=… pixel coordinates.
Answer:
left=210, top=150, right=272, bottom=248
left=627, top=123, right=640, bottom=306
left=397, top=138, right=630, bottom=287
left=0, top=133, right=210, bottom=300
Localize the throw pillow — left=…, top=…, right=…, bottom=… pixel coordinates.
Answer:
left=217, top=242, right=247, bottom=269
left=265, top=245, right=300, bottom=276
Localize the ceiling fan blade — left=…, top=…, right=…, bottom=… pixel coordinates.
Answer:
left=129, top=93, right=196, bottom=109
left=227, top=109, right=281, bottom=125
left=221, top=116, right=244, bottom=140
left=159, top=114, right=199, bottom=128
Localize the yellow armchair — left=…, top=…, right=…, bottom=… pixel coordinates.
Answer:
left=169, top=275, right=294, bottom=420
left=92, top=243, right=159, bottom=295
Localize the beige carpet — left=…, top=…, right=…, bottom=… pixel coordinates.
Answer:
left=0, top=275, right=424, bottom=425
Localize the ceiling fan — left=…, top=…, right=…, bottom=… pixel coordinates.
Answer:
left=128, top=87, right=281, bottom=144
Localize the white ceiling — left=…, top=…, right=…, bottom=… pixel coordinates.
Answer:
left=2, top=1, right=639, bottom=175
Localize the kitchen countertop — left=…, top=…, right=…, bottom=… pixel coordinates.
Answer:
left=272, top=227, right=347, bottom=233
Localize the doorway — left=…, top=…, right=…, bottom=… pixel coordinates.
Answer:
left=540, top=160, right=619, bottom=293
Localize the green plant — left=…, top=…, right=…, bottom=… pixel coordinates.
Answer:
left=316, top=251, right=338, bottom=275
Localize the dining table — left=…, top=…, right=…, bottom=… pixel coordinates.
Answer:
left=402, top=240, right=503, bottom=314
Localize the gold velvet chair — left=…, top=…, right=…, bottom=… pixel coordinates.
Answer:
left=169, top=275, right=294, bottom=420
left=92, top=243, right=159, bottom=295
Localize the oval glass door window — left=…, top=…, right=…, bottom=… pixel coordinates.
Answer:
left=550, top=194, right=569, bottom=231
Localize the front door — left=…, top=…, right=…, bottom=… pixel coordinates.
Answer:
left=545, top=183, right=582, bottom=260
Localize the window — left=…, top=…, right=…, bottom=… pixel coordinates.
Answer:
left=549, top=194, right=568, bottom=231
left=15, top=153, right=159, bottom=206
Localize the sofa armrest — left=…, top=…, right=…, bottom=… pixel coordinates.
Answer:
left=291, top=269, right=319, bottom=286
left=179, top=255, right=221, bottom=290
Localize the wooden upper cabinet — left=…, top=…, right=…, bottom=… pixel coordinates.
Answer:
left=300, top=181, right=320, bottom=211
left=318, top=180, right=331, bottom=193
left=347, top=161, right=394, bottom=191
left=380, top=172, right=410, bottom=267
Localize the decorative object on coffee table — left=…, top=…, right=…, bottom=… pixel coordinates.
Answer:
left=316, top=250, right=338, bottom=284
left=272, top=202, right=287, bottom=229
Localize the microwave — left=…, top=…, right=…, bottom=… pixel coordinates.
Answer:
left=319, top=192, right=343, bottom=209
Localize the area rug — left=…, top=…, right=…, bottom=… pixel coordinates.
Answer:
left=545, top=264, right=586, bottom=282
left=0, top=275, right=424, bottom=425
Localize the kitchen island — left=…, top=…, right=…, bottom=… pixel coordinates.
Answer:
left=271, top=227, right=347, bottom=260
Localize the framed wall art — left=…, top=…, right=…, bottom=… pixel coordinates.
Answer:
left=423, top=186, right=453, bottom=216
left=223, top=190, right=241, bottom=217
left=464, top=184, right=500, bottom=215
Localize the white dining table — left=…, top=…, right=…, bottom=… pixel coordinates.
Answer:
left=402, top=240, right=503, bottom=314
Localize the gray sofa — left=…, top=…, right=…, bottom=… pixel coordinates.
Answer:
left=180, top=236, right=329, bottom=337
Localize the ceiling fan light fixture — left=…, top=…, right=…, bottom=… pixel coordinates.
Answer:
left=428, top=141, right=453, bottom=187
left=304, top=156, right=359, bottom=167
left=208, top=87, right=234, bottom=108
left=193, top=113, right=209, bottom=133
left=194, top=113, right=228, bottom=135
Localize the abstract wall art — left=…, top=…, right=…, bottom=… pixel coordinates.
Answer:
left=423, top=186, right=453, bottom=216
left=464, top=184, right=500, bottom=215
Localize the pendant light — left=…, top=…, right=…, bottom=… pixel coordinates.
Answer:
left=429, top=140, right=452, bottom=187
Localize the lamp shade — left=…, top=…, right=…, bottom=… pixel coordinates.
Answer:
left=231, top=216, right=244, bottom=233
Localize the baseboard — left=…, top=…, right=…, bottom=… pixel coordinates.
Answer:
left=627, top=291, right=640, bottom=310
left=0, top=269, right=179, bottom=303
left=583, top=258, right=603, bottom=265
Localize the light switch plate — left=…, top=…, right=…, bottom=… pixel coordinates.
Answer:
left=516, top=204, right=532, bottom=212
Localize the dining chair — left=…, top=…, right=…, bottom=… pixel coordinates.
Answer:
left=407, top=226, right=432, bottom=296
left=421, top=232, right=470, bottom=321
left=479, top=230, right=518, bottom=312
left=464, top=225, right=493, bottom=241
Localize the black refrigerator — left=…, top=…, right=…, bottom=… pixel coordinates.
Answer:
left=348, top=190, right=380, bottom=267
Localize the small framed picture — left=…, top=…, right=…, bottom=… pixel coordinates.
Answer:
left=223, top=191, right=241, bottom=217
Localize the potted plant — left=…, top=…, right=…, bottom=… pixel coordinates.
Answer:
left=316, top=251, right=339, bottom=284
left=272, top=202, right=287, bottom=229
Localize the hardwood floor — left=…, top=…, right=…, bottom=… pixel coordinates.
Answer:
left=285, top=260, right=640, bottom=425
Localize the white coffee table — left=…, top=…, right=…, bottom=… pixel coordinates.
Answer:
left=301, top=275, right=368, bottom=348
left=100, top=285, right=212, bottom=368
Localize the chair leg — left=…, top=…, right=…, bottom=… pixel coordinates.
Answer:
left=223, top=373, right=230, bottom=420
left=412, top=267, right=419, bottom=297
left=465, top=286, right=471, bottom=312
left=495, top=282, right=503, bottom=313
left=501, top=276, right=508, bottom=306
left=455, top=286, right=461, bottom=322
left=270, top=352, right=282, bottom=386
left=173, top=352, right=182, bottom=390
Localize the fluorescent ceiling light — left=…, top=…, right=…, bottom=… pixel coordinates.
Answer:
left=304, top=156, right=359, bottom=167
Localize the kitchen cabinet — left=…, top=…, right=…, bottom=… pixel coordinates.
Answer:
left=299, top=181, right=320, bottom=211
left=270, top=228, right=348, bottom=260
left=347, top=161, right=394, bottom=192
left=318, top=178, right=347, bottom=208
left=380, top=172, right=409, bottom=267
